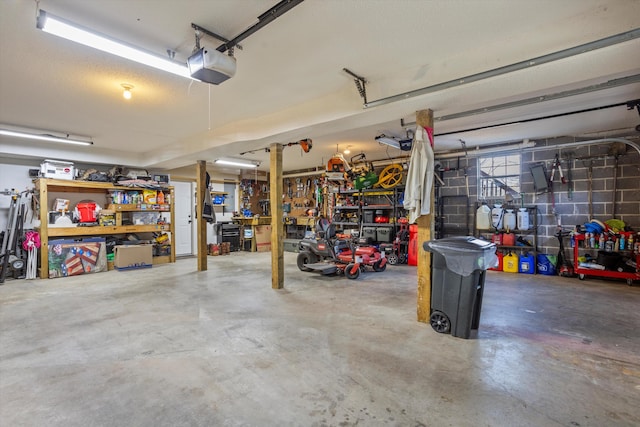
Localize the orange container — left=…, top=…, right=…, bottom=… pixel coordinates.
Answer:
left=502, top=233, right=516, bottom=246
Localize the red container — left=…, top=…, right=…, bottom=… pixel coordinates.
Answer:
left=502, top=233, right=516, bottom=246
left=492, top=233, right=502, bottom=245
left=77, top=202, right=97, bottom=222
left=489, top=251, right=504, bottom=271
left=408, top=224, right=418, bottom=266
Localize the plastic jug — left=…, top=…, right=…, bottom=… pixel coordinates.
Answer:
left=517, top=208, right=529, bottom=230
left=519, top=252, right=535, bottom=274
left=491, top=203, right=504, bottom=230
left=476, top=202, right=491, bottom=230
left=503, top=252, right=519, bottom=273
left=504, top=209, right=516, bottom=230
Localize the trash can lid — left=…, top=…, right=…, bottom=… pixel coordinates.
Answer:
left=423, top=236, right=497, bottom=276
left=423, top=236, right=495, bottom=253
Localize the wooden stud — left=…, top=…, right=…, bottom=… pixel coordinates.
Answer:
left=416, top=109, right=434, bottom=323
left=37, top=179, right=49, bottom=279
left=196, top=160, right=208, bottom=271
left=270, top=143, right=284, bottom=289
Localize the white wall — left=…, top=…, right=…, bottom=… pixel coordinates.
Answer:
left=0, top=160, right=40, bottom=232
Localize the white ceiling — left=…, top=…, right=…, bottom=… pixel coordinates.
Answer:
left=1, top=0, right=639, bottom=174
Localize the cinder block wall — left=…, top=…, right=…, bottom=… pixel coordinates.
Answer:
left=435, top=137, right=640, bottom=255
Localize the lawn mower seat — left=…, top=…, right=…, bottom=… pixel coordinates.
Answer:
left=316, top=218, right=335, bottom=239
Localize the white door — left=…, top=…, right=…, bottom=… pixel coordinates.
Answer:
left=172, top=181, right=195, bottom=256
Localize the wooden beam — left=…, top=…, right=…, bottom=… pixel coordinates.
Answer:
left=416, top=109, right=434, bottom=323
left=196, top=161, right=208, bottom=271
left=37, top=180, right=49, bottom=279
left=270, top=143, right=284, bottom=289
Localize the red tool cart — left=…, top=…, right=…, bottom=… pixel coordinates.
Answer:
left=573, top=233, right=639, bottom=285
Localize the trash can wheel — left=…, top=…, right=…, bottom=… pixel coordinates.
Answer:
left=430, top=311, right=451, bottom=334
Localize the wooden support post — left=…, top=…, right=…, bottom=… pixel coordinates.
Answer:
left=38, top=180, right=49, bottom=279
left=196, top=160, right=208, bottom=271
left=416, top=109, right=434, bottom=323
left=270, top=143, right=284, bottom=289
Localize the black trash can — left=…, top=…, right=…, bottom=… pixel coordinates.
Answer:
left=423, top=236, right=497, bottom=339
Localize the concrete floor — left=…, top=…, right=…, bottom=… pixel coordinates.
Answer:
left=1, top=251, right=639, bottom=427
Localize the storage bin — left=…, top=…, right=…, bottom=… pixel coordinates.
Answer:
left=363, top=210, right=374, bottom=223
left=362, top=227, right=377, bottom=242
left=76, top=202, right=97, bottom=223
left=48, top=237, right=107, bottom=278
left=376, top=227, right=393, bottom=242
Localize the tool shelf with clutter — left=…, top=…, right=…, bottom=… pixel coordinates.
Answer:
left=34, top=178, right=175, bottom=279
left=571, top=220, right=639, bottom=285
left=330, top=186, right=407, bottom=247
left=473, top=203, right=539, bottom=274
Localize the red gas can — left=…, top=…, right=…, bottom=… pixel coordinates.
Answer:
left=489, top=251, right=503, bottom=271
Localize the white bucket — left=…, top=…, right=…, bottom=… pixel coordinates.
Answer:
left=476, top=203, right=491, bottom=230
left=504, top=209, right=516, bottom=231
left=517, top=208, right=530, bottom=230
left=491, top=204, right=504, bottom=230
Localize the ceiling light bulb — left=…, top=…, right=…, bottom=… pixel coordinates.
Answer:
left=121, top=84, right=133, bottom=100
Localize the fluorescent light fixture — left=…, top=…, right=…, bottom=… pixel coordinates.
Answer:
left=0, top=127, right=93, bottom=146
left=214, top=159, right=259, bottom=168
left=37, top=9, right=191, bottom=79
left=375, top=135, right=401, bottom=149
left=376, top=134, right=413, bottom=151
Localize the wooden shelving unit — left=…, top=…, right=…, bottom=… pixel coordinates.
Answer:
left=35, top=178, right=175, bottom=278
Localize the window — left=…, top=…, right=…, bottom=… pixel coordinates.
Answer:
left=224, top=182, right=236, bottom=212
left=478, top=154, right=521, bottom=199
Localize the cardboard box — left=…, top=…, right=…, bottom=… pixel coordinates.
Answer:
left=41, top=159, right=74, bottom=180
left=48, top=238, right=107, bottom=278
left=113, top=245, right=153, bottom=270
left=53, top=198, right=70, bottom=212
left=255, top=225, right=272, bottom=252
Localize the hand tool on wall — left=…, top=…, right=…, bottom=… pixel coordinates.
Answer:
left=585, top=160, right=594, bottom=220
left=548, top=153, right=566, bottom=215
left=550, top=153, right=566, bottom=184
left=564, top=153, right=573, bottom=200
left=612, top=154, right=619, bottom=218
